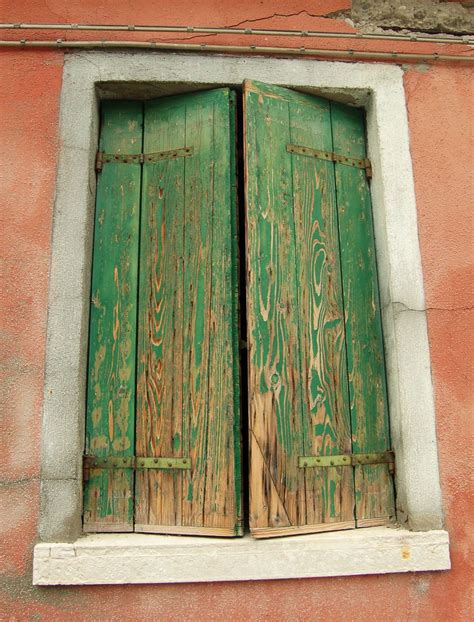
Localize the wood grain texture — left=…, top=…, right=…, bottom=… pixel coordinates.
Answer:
left=244, top=81, right=354, bottom=536
left=288, top=93, right=354, bottom=529
left=331, top=102, right=395, bottom=525
left=135, top=89, right=241, bottom=535
left=135, top=99, right=186, bottom=529
left=84, top=101, right=143, bottom=531
left=245, top=81, right=302, bottom=532
left=252, top=520, right=355, bottom=539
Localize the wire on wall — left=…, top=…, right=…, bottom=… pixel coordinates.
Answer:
left=1, top=38, right=473, bottom=63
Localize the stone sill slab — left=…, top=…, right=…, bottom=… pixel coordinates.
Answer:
left=33, top=527, right=450, bottom=585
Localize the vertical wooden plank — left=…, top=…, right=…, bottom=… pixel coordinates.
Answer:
left=288, top=97, right=354, bottom=529
left=135, top=101, right=186, bottom=529
left=202, top=90, right=241, bottom=531
left=331, top=102, right=395, bottom=526
left=180, top=92, right=216, bottom=531
left=135, top=89, right=240, bottom=535
left=84, top=101, right=142, bottom=531
left=244, top=81, right=304, bottom=535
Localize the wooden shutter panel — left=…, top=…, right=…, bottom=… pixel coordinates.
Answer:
left=244, top=80, right=394, bottom=538
left=331, top=103, right=395, bottom=526
left=244, top=81, right=354, bottom=537
left=84, top=101, right=143, bottom=531
left=135, top=89, right=242, bottom=536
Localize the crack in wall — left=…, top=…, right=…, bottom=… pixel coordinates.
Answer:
left=391, top=301, right=474, bottom=313
left=0, top=475, right=40, bottom=487
left=226, top=10, right=337, bottom=28
left=142, top=10, right=343, bottom=44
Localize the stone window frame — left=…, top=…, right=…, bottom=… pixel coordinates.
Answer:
left=33, top=52, right=450, bottom=585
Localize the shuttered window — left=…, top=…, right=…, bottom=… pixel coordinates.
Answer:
left=83, top=81, right=395, bottom=539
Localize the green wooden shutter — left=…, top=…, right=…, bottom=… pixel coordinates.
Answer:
left=244, top=80, right=394, bottom=537
left=84, top=101, right=143, bottom=531
left=134, top=89, right=241, bottom=536
left=84, top=85, right=393, bottom=538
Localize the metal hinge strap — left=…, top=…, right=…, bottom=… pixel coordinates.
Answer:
left=83, top=455, right=191, bottom=480
left=95, top=146, right=194, bottom=172
left=287, top=143, right=372, bottom=178
left=298, top=451, right=394, bottom=469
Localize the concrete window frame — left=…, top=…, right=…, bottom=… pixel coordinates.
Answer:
left=33, top=52, right=450, bottom=585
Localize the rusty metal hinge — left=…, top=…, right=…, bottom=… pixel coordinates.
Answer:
left=83, top=455, right=191, bottom=481
left=298, top=451, right=395, bottom=473
left=95, top=146, right=194, bottom=172
left=287, top=143, right=372, bottom=179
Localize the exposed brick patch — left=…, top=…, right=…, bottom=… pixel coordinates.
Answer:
left=351, top=0, right=474, bottom=35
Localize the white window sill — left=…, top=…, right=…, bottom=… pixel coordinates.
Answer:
left=33, top=526, right=450, bottom=585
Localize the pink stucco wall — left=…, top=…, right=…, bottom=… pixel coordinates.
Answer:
left=1, top=2, right=473, bottom=619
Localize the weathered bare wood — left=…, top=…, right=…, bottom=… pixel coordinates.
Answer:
left=252, top=520, right=355, bottom=539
